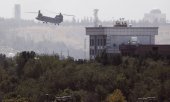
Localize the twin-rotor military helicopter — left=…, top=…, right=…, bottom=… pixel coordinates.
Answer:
left=27, top=10, right=75, bottom=25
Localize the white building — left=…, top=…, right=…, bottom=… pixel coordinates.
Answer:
left=143, top=9, right=166, bottom=23
left=86, top=21, right=158, bottom=59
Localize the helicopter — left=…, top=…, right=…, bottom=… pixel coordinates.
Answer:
left=27, top=10, right=74, bottom=25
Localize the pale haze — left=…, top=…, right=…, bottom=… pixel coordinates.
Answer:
left=0, top=0, right=170, bottom=21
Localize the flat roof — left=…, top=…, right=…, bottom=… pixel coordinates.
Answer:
left=86, top=26, right=158, bottom=36
left=86, top=27, right=159, bottom=29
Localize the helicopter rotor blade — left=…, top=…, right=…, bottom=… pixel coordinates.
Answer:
left=62, top=14, right=75, bottom=17
left=43, top=9, right=75, bottom=17
left=25, top=12, right=38, bottom=14
left=43, top=9, right=59, bottom=14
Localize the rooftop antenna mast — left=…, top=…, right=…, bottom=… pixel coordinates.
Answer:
left=94, top=9, right=99, bottom=27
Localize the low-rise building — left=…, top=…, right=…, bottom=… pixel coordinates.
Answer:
left=143, top=9, right=166, bottom=23
left=86, top=20, right=158, bottom=59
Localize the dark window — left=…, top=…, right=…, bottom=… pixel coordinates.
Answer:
left=90, top=39, right=91, bottom=46
left=97, top=50, right=100, bottom=55
left=90, top=49, right=95, bottom=55
left=98, top=39, right=100, bottom=46
left=103, top=39, right=106, bottom=46
left=113, top=44, right=116, bottom=47
left=100, top=39, right=103, bottom=46
left=90, top=39, right=94, bottom=46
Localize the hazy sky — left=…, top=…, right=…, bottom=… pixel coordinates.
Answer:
left=0, top=0, right=169, bottom=21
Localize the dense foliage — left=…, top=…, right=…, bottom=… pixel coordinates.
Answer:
left=0, top=51, right=170, bottom=102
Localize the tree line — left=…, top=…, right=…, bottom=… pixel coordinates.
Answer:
left=0, top=51, right=170, bottom=102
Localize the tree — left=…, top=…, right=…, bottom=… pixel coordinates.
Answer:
left=95, top=50, right=108, bottom=65
left=15, top=51, right=36, bottom=78
left=106, top=89, right=126, bottom=102
left=3, top=96, right=29, bottom=102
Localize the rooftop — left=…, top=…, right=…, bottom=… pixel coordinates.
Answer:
left=150, top=9, right=162, bottom=14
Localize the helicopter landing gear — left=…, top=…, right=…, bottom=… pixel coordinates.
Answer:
left=55, top=23, right=59, bottom=25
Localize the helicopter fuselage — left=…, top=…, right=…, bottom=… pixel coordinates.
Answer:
left=36, top=16, right=63, bottom=25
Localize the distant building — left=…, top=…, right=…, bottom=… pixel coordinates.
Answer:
left=86, top=19, right=158, bottom=59
left=93, top=9, right=99, bottom=27
left=143, top=9, right=166, bottom=23
left=120, top=44, right=170, bottom=57
left=14, top=4, right=21, bottom=20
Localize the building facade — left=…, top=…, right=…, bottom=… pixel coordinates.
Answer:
left=86, top=24, right=158, bottom=59
left=143, top=9, right=166, bottom=23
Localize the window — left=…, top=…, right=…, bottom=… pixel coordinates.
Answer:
left=98, top=39, right=100, bottom=46
left=90, top=49, right=95, bottom=55
left=113, top=43, right=116, bottom=47
left=90, top=39, right=94, bottom=46
left=100, top=39, right=103, bottom=46
left=103, top=39, right=106, bottom=46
